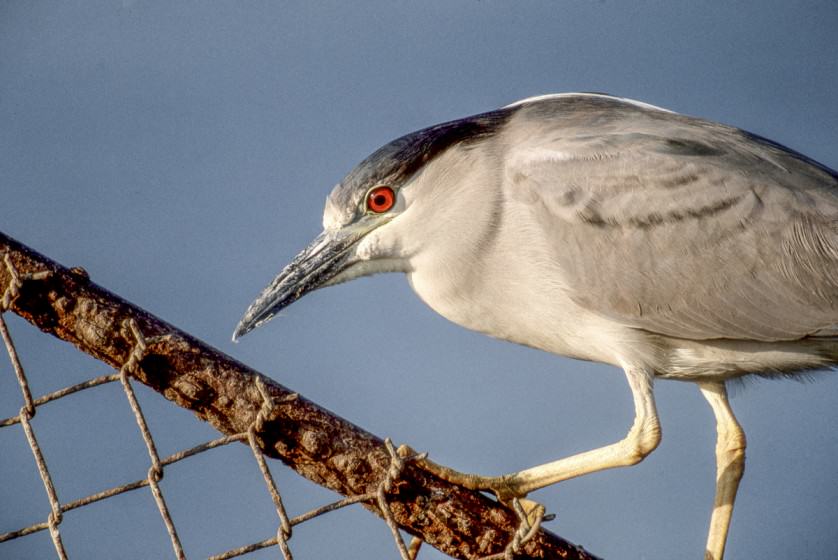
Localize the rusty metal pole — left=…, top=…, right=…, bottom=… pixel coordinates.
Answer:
left=0, top=231, right=600, bottom=560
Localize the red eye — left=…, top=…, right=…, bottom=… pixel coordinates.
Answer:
left=366, top=186, right=395, bottom=213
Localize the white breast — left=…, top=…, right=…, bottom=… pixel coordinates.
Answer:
left=405, top=203, right=636, bottom=369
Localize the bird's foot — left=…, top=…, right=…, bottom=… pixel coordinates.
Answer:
left=396, top=444, right=550, bottom=526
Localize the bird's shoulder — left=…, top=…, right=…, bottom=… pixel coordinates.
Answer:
left=499, top=94, right=837, bottom=228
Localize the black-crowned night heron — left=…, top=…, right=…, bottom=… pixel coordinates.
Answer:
left=234, top=93, right=837, bottom=560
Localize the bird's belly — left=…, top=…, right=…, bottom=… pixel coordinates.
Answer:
left=406, top=268, right=623, bottom=366
left=406, top=259, right=838, bottom=380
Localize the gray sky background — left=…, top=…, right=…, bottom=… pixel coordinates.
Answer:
left=1, top=2, right=837, bottom=559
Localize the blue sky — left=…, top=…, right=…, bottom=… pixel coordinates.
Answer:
left=1, top=2, right=836, bottom=559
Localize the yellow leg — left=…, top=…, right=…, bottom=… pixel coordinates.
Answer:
left=698, top=381, right=746, bottom=560
left=403, top=366, right=661, bottom=502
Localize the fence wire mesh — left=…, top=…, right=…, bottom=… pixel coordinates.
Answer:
left=0, top=235, right=597, bottom=560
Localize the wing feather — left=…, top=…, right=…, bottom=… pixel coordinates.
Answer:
left=503, top=96, right=838, bottom=341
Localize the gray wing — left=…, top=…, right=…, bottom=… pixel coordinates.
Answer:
left=504, top=98, right=838, bottom=341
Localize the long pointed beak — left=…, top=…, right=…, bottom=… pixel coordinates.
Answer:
left=233, top=228, right=362, bottom=341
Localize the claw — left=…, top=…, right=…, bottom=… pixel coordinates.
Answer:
left=396, top=446, right=526, bottom=501
left=513, top=497, right=550, bottom=528
left=395, top=444, right=555, bottom=529
left=396, top=443, right=417, bottom=459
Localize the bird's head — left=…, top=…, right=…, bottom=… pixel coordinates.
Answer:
left=232, top=108, right=511, bottom=341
